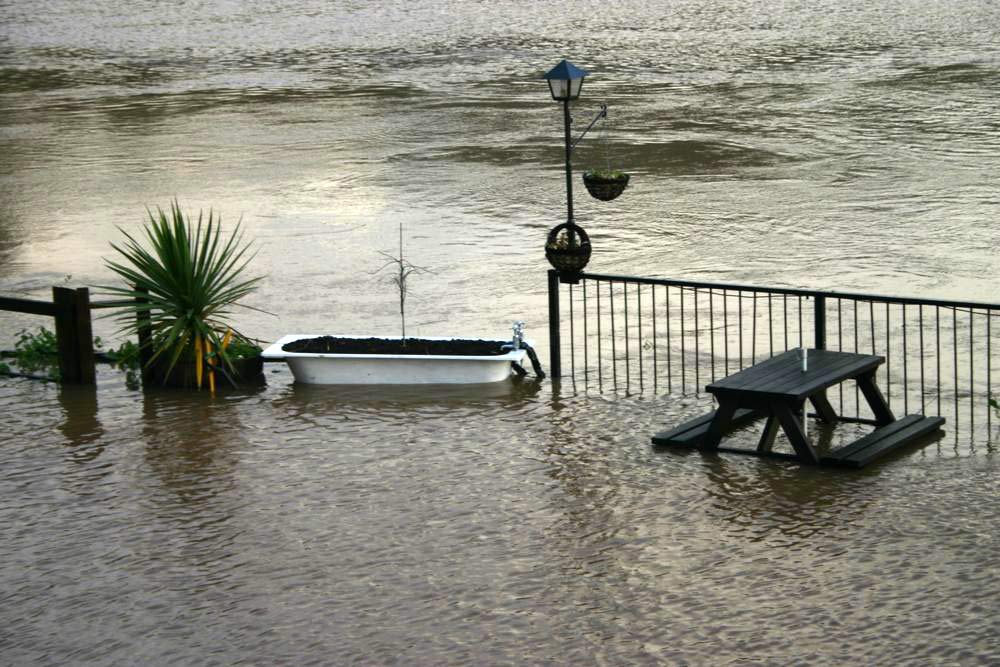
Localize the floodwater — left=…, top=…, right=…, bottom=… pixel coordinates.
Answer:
left=1, top=1, right=998, bottom=664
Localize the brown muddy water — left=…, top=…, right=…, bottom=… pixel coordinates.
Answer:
left=1, top=1, right=999, bottom=664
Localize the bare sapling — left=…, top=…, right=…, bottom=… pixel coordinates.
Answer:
left=376, top=223, right=430, bottom=345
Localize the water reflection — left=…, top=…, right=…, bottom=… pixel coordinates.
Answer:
left=666, top=424, right=946, bottom=544
left=269, top=376, right=544, bottom=417
left=0, top=192, right=27, bottom=275
left=56, top=384, right=104, bottom=462
left=537, top=387, right=631, bottom=590
left=0, top=66, right=78, bottom=94
left=139, top=389, right=244, bottom=507
left=701, top=457, right=875, bottom=542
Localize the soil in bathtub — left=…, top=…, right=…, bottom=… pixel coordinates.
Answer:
left=282, top=337, right=510, bottom=356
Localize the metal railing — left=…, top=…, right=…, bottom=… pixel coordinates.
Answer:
left=548, top=270, right=999, bottom=440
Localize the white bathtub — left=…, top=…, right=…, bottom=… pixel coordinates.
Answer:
left=261, top=334, right=529, bottom=385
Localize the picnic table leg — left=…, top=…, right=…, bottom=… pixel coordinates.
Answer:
left=857, top=371, right=895, bottom=426
left=809, top=390, right=838, bottom=423
left=699, top=399, right=738, bottom=451
left=772, top=400, right=820, bottom=464
left=756, top=414, right=780, bottom=453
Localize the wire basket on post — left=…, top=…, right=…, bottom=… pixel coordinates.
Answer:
left=582, top=170, right=630, bottom=201
left=545, top=222, right=591, bottom=284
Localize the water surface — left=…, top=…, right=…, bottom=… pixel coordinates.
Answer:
left=1, top=1, right=998, bottom=664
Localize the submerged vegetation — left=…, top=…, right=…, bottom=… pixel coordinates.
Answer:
left=103, top=338, right=141, bottom=389
left=0, top=328, right=137, bottom=385
left=0, top=328, right=60, bottom=380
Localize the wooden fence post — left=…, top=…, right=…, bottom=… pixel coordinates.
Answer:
left=52, top=286, right=96, bottom=384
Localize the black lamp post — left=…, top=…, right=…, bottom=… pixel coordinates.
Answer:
left=544, top=59, right=588, bottom=226
left=543, top=60, right=607, bottom=281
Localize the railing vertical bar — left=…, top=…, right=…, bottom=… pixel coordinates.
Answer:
left=885, top=302, right=891, bottom=408
left=638, top=284, right=644, bottom=392
left=597, top=280, right=603, bottom=391
left=936, top=306, right=942, bottom=417
left=610, top=281, right=618, bottom=390
left=837, top=299, right=843, bottom=412
left=783, top=294, right=789, bottom=352
left=768, top=293, right=774, bottom=358
left=953, top=307, right=959, bottom=431
left=969, top=308, right=974, bottom=430
left=902, top=303, right=908, bottom=414
left=666, top=285, right=672, bottom=393
left=694, top=288, right=700, bottom=393
left=624, top=282, right=630, bottom=391
left=738, top=291, right=744, bottom=368
left=868, top=299, right=876, bottom=415
left=751, top=293, right=757, bottom=365
left=987, top=309, right=992, bottom=432
left=651, top=284, right=658, bottom=392
left=919, top=304, right=926, bottom=412
left=709, top=288, right=716, bottom=382
left=583, top=279, right=589, bottom=386
left=868, top=301, right=882, bottom=414
left=869, top=300, right=877, bottom=358
left=680, top=286, right=686, bottom=394
left=723, top=289, right=729, bottom=377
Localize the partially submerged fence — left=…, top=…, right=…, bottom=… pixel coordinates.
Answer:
left=0, top=287, right=96, bottom=384
left=547, top=270, right=999, bottom=438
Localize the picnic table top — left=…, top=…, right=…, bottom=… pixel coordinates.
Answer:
left=706, top=348, right=884, bottom=402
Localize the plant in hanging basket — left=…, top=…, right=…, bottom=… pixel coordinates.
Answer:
left=583, top=169, right=630, bottom=202
left=545, top=222, right=591, bottom=276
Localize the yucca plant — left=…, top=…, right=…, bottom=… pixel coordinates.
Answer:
left=100, top=201, right=264, bottom=390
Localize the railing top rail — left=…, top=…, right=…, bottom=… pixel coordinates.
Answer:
left=576, top=271, right=1000, bottom=312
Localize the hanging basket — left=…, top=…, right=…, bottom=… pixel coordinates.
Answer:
left=582, top=170, right=630, bottom=202
left=545, top=222, right=591, bottom=281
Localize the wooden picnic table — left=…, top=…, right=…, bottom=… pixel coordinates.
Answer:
left=652, top=348, right=945, bottom=468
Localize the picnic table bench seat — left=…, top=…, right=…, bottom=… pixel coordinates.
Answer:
left=821, top=414, right=945, bottom=468
left=651, top=408, right=765, bottom=447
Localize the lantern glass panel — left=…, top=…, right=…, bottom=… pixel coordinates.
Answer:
left=547, top=76, right=584, bottom=101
